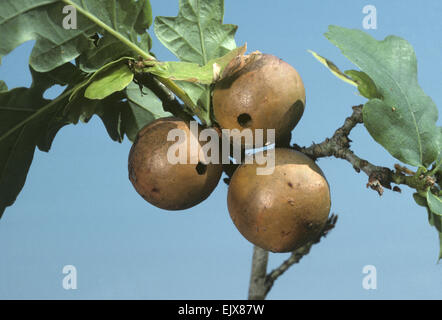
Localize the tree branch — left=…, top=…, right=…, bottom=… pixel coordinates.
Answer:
left=293, top=105, right=390, bottom=193
left=264, top=214, right=337, bottom=294
left=292, top=105, right=435, bottom=195
left=248, top=246, right=269, bottom=300
left=247, top=214, right=337, bottom=300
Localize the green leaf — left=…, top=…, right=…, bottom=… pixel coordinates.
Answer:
left=0, top=81, right=7, bottom=92
left=154, top=0, right=238, bottom=124
left=66, top=82, right=171, bottom=143
left=75, top=0, right=154, bottom=72
left=65, top=91, right=127, bottom=142
left=67, top=57, right=170, bottom=140
left=147, top=61, right=214, bottom=84
left=0, top=61, right=168, bottom=217
left=136, top=0, right=153, bottom=32
left=344, top=70, right=382, bottom=100
left=30, top=63, right=85, bottom=94
left=428, top=210, right=442, bottom=261
left=308, top=50, right=381, bottom=100
left=0, top=0, right=95, bottom=72
left=85, top=63, right=134, bottom=100
left=0, top=63, right=82, bottom=217
left=154, top=0, right=237, bottom=65
left=176, top=81, right=210, bottom=120
left=0, top=0, right=169, bottom=217
left=0, top=0, right=154, bottom=73
left=414, top=191, right=442, bottom=261
left=413, top=192, right=427, bottom=207
left=428, top=208, right=442, bottom=232
left=308, top=50, right=357, bottom=86
left=70, top=57, right=132, bottom=101
left=434, top=129, right=442, bottom=175
left=125, top=82, right=172, bottom=141
left=0, top=90, right=47, bottom=218
left=427, top=190, right=442, bottom=216
left=30, top=64, right=87, bottom=152
left=414, top=192, right=442, bottom=261
left=325, top=26, right=440, bottom=167
left=145, top=45, right=246, bottom=125
left=146, top=45, right=246, bottom=84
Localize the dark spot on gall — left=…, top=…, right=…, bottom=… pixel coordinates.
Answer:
left=196, top=162, right=207, bottom=175
left=237, top=113, right=252, bottom=127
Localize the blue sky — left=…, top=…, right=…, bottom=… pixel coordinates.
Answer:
left=0, top=0, right=441, bottom=299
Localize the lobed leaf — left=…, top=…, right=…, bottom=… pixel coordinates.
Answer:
left=0, top=61, right=170, bottom=217
left=0, top=0, right=175, bottom=217
left=154, top=0, right=238, bottom=124
left=0, top=0, right=96, bottom=72
left=325, top=26, right=440, bottom=168
left=125, top=83, right=172, bottom=141
left=65, top=82, right=171, bottom=142
left=0, top=0, right=154, bottom=73
left=154, top=0, right=237, bottom=65
left=74, top=0, right=154, bottom=72
left=0, top=63, right=83, bottom=217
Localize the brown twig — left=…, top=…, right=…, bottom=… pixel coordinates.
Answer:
left=263, top=214, right=337, bottom=296
left=293, top=105, right=394, bottom=195
left=248, top=214, right=338, bottom=300
left=293, top=105, right=439, bottom=196
left=248, top=246, right=270, bottom=300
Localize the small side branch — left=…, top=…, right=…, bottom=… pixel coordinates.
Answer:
left=264, top=214, right=337, bottom=295
left=247, top=214, right=337, bottom=300
left=248, top=246, right=269, bottom=300
left=293, top=105, right=425, bottom=196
